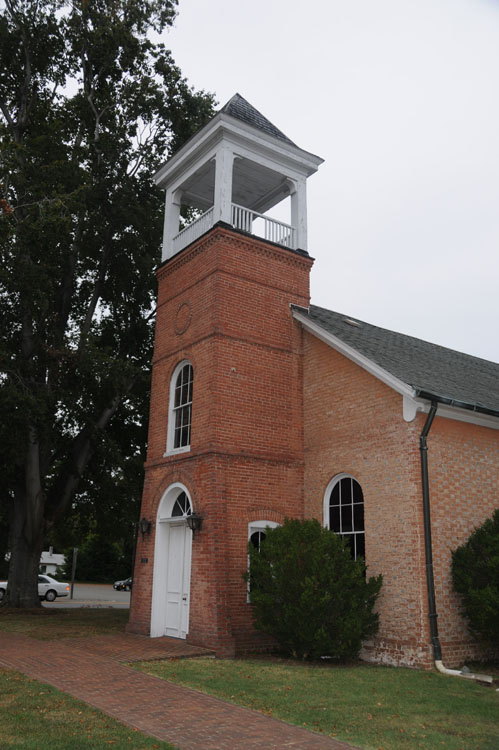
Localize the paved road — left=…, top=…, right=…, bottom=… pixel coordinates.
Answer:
left=43, top=582, right=130, bottom=609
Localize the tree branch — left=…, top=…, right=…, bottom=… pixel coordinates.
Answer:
left=46, top=375, right=138, bottom=524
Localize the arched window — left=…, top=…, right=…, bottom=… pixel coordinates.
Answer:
left=166, top=361, right=193, bottom=453
left=324, top=475, right=365, bottom=560
left=171, top=491, right=192, bottom=517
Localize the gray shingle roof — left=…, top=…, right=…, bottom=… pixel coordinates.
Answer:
left=302, top=304, right=499, bottom=416
left=220, top=93, right=296, bottom=146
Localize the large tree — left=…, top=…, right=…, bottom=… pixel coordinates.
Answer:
left=0, top=0, right=215, bottom=606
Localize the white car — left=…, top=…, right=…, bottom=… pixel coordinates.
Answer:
left=0, top=574, right=70, bottom=602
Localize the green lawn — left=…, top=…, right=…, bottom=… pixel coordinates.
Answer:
left=0, top=668, right=176, bottom=750
left=0, top=607, right=129, bottom=639
left=134, top=657, right=499, bottom=750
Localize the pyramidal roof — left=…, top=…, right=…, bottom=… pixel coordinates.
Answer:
left=220, top=93, right=296, bottom=146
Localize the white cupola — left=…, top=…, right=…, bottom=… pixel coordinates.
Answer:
left=154, top=94, right=323, bottom=262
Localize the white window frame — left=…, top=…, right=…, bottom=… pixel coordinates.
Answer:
left=323, top=473, right=365, bottom=560
left=165, top=360, right=193, bottom=456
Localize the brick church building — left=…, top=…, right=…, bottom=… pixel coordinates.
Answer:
left=127, top=95, right=499, bottom=669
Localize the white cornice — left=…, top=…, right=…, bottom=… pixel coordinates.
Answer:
left=293, top=309, right=499, bottom=431
left=154, top=113, right=323, bottom=190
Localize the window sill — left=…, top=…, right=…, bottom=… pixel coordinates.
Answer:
left=163, top=446, right=191, bottom=458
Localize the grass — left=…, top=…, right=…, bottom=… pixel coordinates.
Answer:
left=0, top=668, right=176, bottom=750
left=2, top=609, right=497, bottom=748
left=134, top=656, right=499, bottom=750
left=0, top=607, right=129, bottom=640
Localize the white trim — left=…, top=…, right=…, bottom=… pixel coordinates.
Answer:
left=154, top=111, right=323, bottom=190
left=151, top=483, right=193, bottom=639
left=248, top=519, right=279, bottom=537
left=413, top=399, right=499, bottom=431
left=293, top=309, right=415, bottom=399
left=323, top=473, right=352, bottom=528
left=294, top=309, right=499, bottom=431
left=403, top=395, right=426, bottom=422
left=323, top=474, right=365, bottom=560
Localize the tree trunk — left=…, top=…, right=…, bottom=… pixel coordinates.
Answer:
left=5, top=492, right=45, bottom=608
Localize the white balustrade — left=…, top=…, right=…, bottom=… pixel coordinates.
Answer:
left=171, top=203, right=296, bottom=255
left=171, top=207, right=215, bottom=255
left=231, top=203, right=296, bottom=249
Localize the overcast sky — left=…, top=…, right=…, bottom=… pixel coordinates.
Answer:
left=164, top=0, right=499, bottom=362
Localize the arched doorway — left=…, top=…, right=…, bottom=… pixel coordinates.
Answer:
left=150, top=483, right=193, bottom=638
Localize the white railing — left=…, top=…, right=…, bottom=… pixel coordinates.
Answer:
left=231, top=203, right=296, bottom=249
left=172, top=207, right=214, bottom=255
left=171, top=203, right=296, bottom=255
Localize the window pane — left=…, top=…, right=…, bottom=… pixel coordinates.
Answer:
left=174, top=383, right=182, bottom=408
left=171, top=491, right=191, bottom=517
left=330, top=505, right=340, bottom=532
left=250, top=530, right=266, bottom=551
left=341, top=503, right=353, bottom=532
left=353, top=502, right=365, bottom=532
left=330, top=483, right=340, bottom=506
left=352, top=479, right=363, bottom=503
left=181, top=380, right=190, bottom=404
left=340, top=477, right=353, bottom=504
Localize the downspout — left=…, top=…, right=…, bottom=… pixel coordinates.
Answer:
left=419, top=402, right=493, bottom=683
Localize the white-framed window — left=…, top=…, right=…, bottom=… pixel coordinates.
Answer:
left=166, top=360, right=193, bottom=454
left=324, top=474, right=365, bottom=560
left=247, top=520, right=279, bottom=600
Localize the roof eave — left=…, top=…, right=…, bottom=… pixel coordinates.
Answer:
left=414, top=389, right=499, bottom=419
left=292, top=308, right=416, bottom=399
left=154, top=111, right=324, bottom=189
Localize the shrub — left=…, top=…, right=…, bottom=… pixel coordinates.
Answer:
left=245, top=518, right=382, bottom=660
left=451, top=509, right=499, bottom=645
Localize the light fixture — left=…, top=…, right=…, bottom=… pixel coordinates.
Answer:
left=186, top=512, right=203, bottom=536
left=139, top=517, right=151, bottom=539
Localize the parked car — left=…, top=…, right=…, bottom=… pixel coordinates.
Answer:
left=113, top=576, right=132, bottom=591
left=0, top=574, right=70, bottom=602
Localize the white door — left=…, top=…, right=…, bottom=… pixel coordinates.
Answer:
left=164, top=522, right=191, bottom=638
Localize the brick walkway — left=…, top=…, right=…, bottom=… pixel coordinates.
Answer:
left=0, top=632, right=357, bottom=749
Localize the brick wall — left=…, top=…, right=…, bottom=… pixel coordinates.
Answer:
left=426, top=418, right=499, bottom=666
left=128, top=226, right=313, bottom=655
left=302, top=331, right=499, bottom=668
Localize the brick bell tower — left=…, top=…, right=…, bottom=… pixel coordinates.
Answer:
left=127, top=94, right=323, bottom=654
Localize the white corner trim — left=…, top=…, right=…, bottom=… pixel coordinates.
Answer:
left=293, top=310, right=416, bottom=400
left=403, top=395, right=426, bottom=422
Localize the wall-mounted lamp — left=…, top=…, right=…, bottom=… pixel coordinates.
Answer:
left=186, top=512, right=203, bottom=536
left=139, top=517, right=152, bottom=539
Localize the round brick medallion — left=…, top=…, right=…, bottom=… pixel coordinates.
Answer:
left=174, top=301, right=192, bottom=335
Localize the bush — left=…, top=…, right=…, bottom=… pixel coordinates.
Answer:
left=451, top=509, right=499, bottom=645
left=245, top=518, right=382, bottom=660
